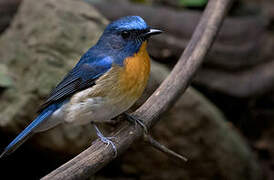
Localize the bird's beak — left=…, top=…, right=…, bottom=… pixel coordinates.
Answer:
left=142, top=28, right=163, bottom=39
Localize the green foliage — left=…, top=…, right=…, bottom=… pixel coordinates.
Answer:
left=178, top=0, right=207, bottom=7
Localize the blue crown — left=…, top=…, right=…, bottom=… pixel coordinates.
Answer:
left=105, top=16, right=148, bottom=31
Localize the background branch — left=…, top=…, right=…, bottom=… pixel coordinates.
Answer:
left=41, top=0, right=232, bottom=179
left=91, top=0, right=268, bottom=69
left=1, top=0, right=273, bottom=98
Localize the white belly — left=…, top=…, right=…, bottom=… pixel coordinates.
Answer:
left=63, top=95, right=135, bottom=125
left=62, top=58, right=150, bottom=126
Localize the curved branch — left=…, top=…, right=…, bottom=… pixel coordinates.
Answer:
left=41, top=0, right=232, bottom=179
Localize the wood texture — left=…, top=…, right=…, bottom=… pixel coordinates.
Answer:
left=92, top=0, right=268, bottom=69
left=41, top=0, right=232, bottom=179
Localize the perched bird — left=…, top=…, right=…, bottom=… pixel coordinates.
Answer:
left=0, top=16, right=162, bottom=158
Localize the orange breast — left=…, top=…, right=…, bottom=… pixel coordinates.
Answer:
left=77, top=41, right=150, bottom=104
left=118, top=41, right=150, bottom=98
left=69, top=41, right=151, bottom=116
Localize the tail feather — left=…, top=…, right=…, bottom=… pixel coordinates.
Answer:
left=0, top=107, right=55, bottom=158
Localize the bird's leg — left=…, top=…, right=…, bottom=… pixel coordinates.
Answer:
left=92, top=123, right=117, bottom=157
left=124, top=113, right=148, bottom=134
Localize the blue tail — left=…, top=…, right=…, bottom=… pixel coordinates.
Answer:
left=0, top=105, right=56, bottom=158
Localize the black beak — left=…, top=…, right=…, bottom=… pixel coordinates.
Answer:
left=142, top=28, right=163, bottom=39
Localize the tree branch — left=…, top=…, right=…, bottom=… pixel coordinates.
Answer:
left=144, top=134, right=188, bottom=162
left=91, top=0, right=267, bottom=70
left=41, top=0, right=232, bottom=179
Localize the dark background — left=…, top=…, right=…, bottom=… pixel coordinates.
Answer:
left=0, top=0, right=274, bottom=179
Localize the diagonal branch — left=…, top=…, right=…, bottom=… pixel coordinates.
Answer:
left=41, top=0, right=232, bottom=179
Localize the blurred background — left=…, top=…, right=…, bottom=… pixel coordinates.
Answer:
left=0, top=0, right=274, bottom=179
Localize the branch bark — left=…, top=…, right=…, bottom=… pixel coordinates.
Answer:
left=91, top=0, right=268, bottom=70
left=41, top=0, right=232, bottom=179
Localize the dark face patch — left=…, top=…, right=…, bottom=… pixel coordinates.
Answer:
left=118, top=28, right=150, bottom=42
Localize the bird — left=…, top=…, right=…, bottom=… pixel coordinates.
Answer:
left=0, top=16, right=162, bottom=158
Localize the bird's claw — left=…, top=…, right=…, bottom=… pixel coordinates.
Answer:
left=125, top=113, right=148, bottom=134
left=100, top=136, right=117, bottom=157
left=93, top=124, right=118, bottom=157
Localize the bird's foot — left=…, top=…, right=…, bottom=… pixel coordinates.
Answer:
left=93, top=124, right=117, bottom=157
left=124, top=113, right=148, bottom=134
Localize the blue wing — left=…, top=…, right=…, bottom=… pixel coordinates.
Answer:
left=0, top=55, right=113, bottom=158
left=39, top=56, right=113, bottom=111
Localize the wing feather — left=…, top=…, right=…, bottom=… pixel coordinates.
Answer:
left=38, top=56, right=113, bottom=111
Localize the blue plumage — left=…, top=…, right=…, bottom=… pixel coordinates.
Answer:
left=0, top=105, right=57, bottom=158
left=1, top=16, right=162, bottom=158
left=105, top=16, right=148, bottom=31
left=39, top=16, right=148, bottom=110
left=40, top=16, right=148, bottom=110
left=39, top=56, right=113, bottom=110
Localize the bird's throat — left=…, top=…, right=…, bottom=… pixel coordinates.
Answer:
left=119, top=41, right=150, bottom=98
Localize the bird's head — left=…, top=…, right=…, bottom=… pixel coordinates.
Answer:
left=96, top=16, right=162, bottom=65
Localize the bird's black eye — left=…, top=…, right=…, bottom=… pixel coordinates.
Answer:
left=121, top=30, right=130, bottom=39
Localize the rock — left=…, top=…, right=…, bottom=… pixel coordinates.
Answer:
left=91, top=0, right=274, bottom=98
left=0, top=0, right=108, bottom=154
left=0, top=0, right=21, bottom=34
left=0, top=0, right=261, bottom=179
left=91, top=0, right=270, bottom=70
left=94, top=61, right=261, bottom=180
left=2, top=0, right=274, bottom=99
left=0, top=64, right=13, bottom=88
